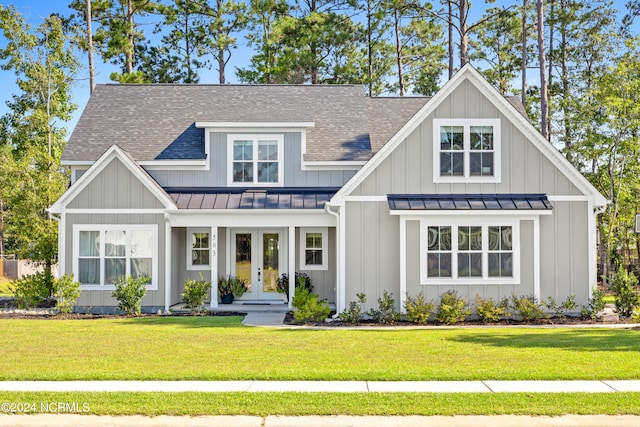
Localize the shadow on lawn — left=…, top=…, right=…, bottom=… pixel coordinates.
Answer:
left=449, top=329, right=640, bottom=352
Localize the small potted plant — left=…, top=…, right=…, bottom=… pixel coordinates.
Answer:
left=218, top=275, right=248, bottom=304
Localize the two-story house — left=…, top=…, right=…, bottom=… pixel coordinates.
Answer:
left=49, top=65, right=607, bottom=314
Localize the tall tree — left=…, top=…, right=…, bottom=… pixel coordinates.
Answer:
left=0, top=6, right=78, bottom=291
left=536, top=0, right=549, bottom=139
left=357, top=0, right=394, bottom=96
left=86, top=0, right=95, bottom=93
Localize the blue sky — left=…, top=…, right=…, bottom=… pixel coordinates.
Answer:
left=0, top=0, right=636, bottom=136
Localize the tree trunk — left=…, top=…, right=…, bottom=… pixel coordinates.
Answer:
left=85, top=0, right=95, bottom=94
left=367, top=0, right=373, bottom=96
left=218, top=47, right=226, bottom=84
left=537, top=0, right=549, bottom=140
left=448, top=0, right=454, bottom=79
left=126, top=0, right=134, bottom=74
left=459, top=0, right=469, bottom=66
left=521, top=0, right=527, bottom=106
left=394, top=9, right=404, bottom=96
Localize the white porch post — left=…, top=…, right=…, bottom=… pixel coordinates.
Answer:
left=399, top=217, right=407, bottom=313
left=210, top=226, right=219, bottom=309
left=164, top=215, right=171, bottom=313
left=533, top=217, right=540, bottom=302
left=288, top=226, right=295, bottom=308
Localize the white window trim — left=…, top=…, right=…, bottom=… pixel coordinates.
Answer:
left=187, top=227, right=212, bottom=271
left=227, top=134, right=284, bottom=187
left=299, top=227, right=328, bottom=270
left=433, top=118, right=501, bottom=183
left=73, top=224, right=158, bottom=290
left=419, top=218, right=519, bottom=285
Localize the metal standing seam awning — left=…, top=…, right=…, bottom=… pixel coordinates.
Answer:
left=387, top=193, right=553, bottom=211
left=165, top=187, right=340, bottom=210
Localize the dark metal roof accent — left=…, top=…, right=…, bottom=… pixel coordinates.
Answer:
left=387, top=194, right=553, bottom=211
left=165, top=187, right=340, bottom=210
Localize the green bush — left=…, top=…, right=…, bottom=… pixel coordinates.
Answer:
left=632, top=307, right=640, bottom=323
left=435, top=290, right=471, bottom=324
left=53, top=274, right=81, bottom=314
left=580, top=287, right=606, bottom=320
left=182, top=274, right=211, bottom=314
left=404, top=293, right=434, bottom=325
left=611, top=266, right=640, bottom=317
left=510, top=294, right=546, bottom=321
left=291, top=287, right=330, bottom=323
left=276, top=272, right=312, bottom=299
left=339, top=293, right=366, bottom=323
left=10, top=272, right=49, bottom=309
left=112, top=275, right=149, bottom=316
left=367, top=291, right=399, bottom=324
left=544, top=294, right=576, bottom=318
left=217, top=275, right=248, bottom=298
left=474, top=296, right=509, bottom=323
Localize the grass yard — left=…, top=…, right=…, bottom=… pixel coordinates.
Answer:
left=0, top=316, right=639, bottom=381
left=0, top=276, right=11, bottom=297
left=1, top=392, right=640, bottom=416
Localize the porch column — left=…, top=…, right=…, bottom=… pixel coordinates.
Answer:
left=288, top=225, right=295, bottom=309
left=164, top=215, right=171, bottom=313
left=533, top=217, right=540, bottom=301
left=210, top=226, right=219, bottom=309
left=399, top=216, right=407, bottom=313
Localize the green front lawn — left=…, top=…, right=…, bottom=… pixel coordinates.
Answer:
left=1, top=316, right=639, bottom=381
left=2, top=392, right=640, bottom=416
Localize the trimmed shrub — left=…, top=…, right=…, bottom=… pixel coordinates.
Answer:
left=611, top=266, right=640, bottom=317
left=435, top=290, right=471, bottom=324
left=292, top=287, right=330, bottom=323
left=182, top=274, right=211, bottom=314
left=339, top=293, right=367, bottom=323
left=10, top=272, right=49, bottom=309
left=510, top=294, right=546, bottom=321
left=404, top=293, right=434, bottom=325
left=53, top=275, right=81, bottom=314
left=112, top=275, right=149, bottom=316
left=368, top=291, right=399, bottom=324
left=475, top=296, right=509, bottom=323
left=580, top=287, right=606, bottom=320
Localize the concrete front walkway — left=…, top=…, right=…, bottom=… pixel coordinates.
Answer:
left=1, top=380, right=640, bottom=393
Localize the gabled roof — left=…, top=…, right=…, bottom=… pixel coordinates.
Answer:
left=63, top=84, right=430, bottom=163
left=49, top=145, right=176, bottom=213
left=332, top=65, right=608, bottom=208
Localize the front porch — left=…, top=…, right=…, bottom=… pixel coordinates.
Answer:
left=164, top=210, right=337, bottom=312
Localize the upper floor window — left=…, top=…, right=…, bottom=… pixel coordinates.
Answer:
left=228, top=134, right=283, bottom=186
left=433, top=119, right=501, bottom=183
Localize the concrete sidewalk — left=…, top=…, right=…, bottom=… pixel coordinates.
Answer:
left=1, top=380, right=640, bottom=392
left=2, top=414, right=640, bottom=427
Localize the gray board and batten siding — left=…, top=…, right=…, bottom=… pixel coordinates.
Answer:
left=63, top=156, right=167, bottom=313
left=147, top=131, right=356, bottom=188
left=344, top=79, right=592, bottom=308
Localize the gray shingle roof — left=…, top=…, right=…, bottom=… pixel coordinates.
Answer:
left=387, top=194, right=552, bottom=211
left=63, top=84, right=526, bottom=163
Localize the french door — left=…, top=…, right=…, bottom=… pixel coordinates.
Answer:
left=231, top=229, right=284, bottom=300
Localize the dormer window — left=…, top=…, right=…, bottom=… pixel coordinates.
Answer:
left=228, top=134, right=283, bottom=186
left=433, top=119, right=501, bottom=183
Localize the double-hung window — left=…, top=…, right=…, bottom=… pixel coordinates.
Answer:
left=74, top=225, right=157, bottom=289
left=421, top=220, right=518, bottom=284
left=187, top=228, right=211, bottom=270
left=433, top=119, right=501, bottom=183
left=228, top=134, right=283, bottom=186
left=299, top=228, right=328, bottom=270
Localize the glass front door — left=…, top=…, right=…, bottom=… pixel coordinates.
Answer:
left=231, top=229, right=283, bottom=300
